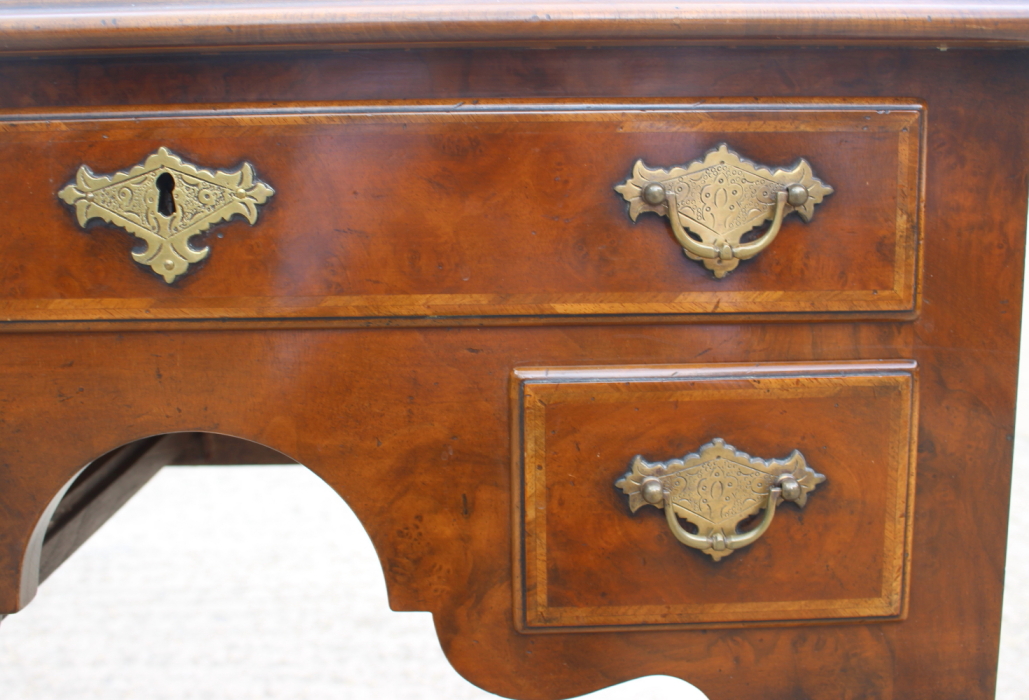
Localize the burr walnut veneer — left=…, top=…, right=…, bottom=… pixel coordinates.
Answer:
left=1, top=3, right=1028, bottom=699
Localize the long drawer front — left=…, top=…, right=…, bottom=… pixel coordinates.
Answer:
left=1, top=101, right=921, bottom=324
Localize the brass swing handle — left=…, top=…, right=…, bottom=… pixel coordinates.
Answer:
left=662, top=473, right=794, bottom=554
left=665, top=188, right=789, bottom=263
left=615, top=144, right=833, bottom=278
left=615, top=438, right=826, bottom=561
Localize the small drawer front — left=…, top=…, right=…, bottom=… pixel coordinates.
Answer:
left=1, top=101, right=920, bottom=324
left=513, top=361, right=918, bottom=631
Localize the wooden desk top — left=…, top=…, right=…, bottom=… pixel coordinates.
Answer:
left=3, top=0, right=1029, bottom=54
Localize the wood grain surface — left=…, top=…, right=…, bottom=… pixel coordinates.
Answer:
left=3, top=1, right=1029, bottom=54
left=515, top=362, right=917, bottom=630
left=0, top=42, right=1026, bottom=700
left=0, top=102, right=921, bottom=323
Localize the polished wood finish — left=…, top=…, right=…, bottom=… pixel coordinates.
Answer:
left=4, top=1, right=1029, bottom=54
left=515, top=362, right=917, bottom=629
left=0, top=16, right=1027, bottom=700
left=0, top=103, right=921, bottom=322
left=0, top=318, right=1019, bottom=700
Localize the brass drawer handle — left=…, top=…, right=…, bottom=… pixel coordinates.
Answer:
left=59, top=148, right=275, bottom=283
left=615, top=144, right=832, bottom=278
left=615, top=438, right=825, bottom=561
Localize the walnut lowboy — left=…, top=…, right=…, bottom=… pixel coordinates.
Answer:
left=1, top=4, right=1028, bottom=699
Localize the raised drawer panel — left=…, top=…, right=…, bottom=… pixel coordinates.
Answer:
left=513, top=361, right=918, bottom=630
left=0, top=101, right=921, bottom=324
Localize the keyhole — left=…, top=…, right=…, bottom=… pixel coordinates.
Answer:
left=156, top=172, right=176, bottom=216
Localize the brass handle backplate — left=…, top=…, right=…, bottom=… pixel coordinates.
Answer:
left=615, top=144, right=833, bottom=278
left=615, top=438, right=825, bottom=561
left=59, top=147, right=275, bottom=283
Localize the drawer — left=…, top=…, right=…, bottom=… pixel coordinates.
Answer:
left=1, top=100, right=921, bottom=324
left=513, top=361, right=918, bottom=631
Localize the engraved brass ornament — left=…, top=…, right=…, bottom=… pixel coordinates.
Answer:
left=58, top=147, right=275, bottom=283
left=615, top=144, right=833, bottom=278
left=615, top=438, right=825, bottom=560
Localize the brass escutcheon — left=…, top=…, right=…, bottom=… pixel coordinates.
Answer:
left=615, top=438, right=825, bottom=560
left=58, top=147, right=275, bottom=283
left=615, top=144, right=833, bottom=278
